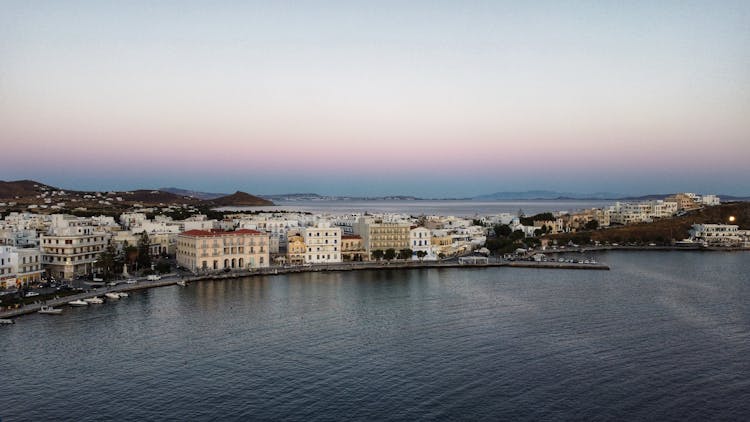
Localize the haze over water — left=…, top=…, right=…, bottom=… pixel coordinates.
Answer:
left=2, top=251, right=749, bottom=421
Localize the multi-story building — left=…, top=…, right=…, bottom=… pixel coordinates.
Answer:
left=176, top=229, right=270, bottom=272
left=16, top=248, right=43, bottom=286
left=409, top=227, right=432, bottom=254
left=304, top=222, right=342, bottom=263
left=665, top=193, right=701, bottom=212
left=689, top=224, right=750, bottom=247
left=40, top=218, right=109, bottom=280
left=0, top=246, right=17, bottom=289
left=286, top=232, right=306, bottom=265
left=341, top=235, right=366, bottom=261
left=354, top=217, right=410, bottom=258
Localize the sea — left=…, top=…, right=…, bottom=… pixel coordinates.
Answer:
left=1, top=251, right=749, bottom=421
left=217, top=199, right=612, bottom=217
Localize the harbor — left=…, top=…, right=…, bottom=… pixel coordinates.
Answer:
left=0, top=259, right=609, bottom=319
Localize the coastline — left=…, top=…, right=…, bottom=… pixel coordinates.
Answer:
left=0, top=260, right=609, bottom=319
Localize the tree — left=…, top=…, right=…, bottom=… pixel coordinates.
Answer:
left=398, top=248, right=413, bottom=260
left=155, top=259, right=171, bottom=274
left=584, top=220, right=599, bottom=230
left=371, top=250, right=385, bottom=261
left=137, top=232, right=152, bottom=270
left=493, top=224, right=512, bottom=237
left=510, top=230, right=525, bottom=241
left=416, top=250, right=428, bottom=261
left=384, top=248, right=396, bottom=261
left=95, top=245, right=119, bottom=281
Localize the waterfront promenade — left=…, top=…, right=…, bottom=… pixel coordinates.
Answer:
left=0, top=259, right=608, bottom=319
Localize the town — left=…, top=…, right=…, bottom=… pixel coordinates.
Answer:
left=2, top=184, right=747, bottom=304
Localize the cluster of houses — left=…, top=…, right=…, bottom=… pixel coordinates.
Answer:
left=0, top=191, right=744, bottom=288
left=0, top=210, right=488, bottom=288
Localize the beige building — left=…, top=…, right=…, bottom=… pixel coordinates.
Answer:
left=176, top=229, right=270, bottom=272
left=286, top=232, right=306, bottom=265
left=354, top=217, right=410, bottom=257
left=665, top=193, right=701, bottom=212
left=40, top=225, right=109, bottom=280
left=341, top=235, right=366, bottom=261
left=304, top=222, right=342, bottom=263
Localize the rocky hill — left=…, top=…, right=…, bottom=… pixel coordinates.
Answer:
left=209, top=191, right=274, bottom=207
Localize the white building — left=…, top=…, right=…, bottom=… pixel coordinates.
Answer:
left=409, top=227, right=432, bottom=254
left=304, top=222, right=342, bottom=263
left=689, top=224, right=749, bottom=247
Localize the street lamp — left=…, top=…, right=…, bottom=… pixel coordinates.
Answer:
left=729, top=216, right=736, bottom=223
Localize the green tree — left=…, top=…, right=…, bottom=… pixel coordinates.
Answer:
left=95, top=245, right=118, bottom=281
left=398, top=248, right=413, bottom=260
left=510, top=230, right=525, bottom=241
left=137, top=232, right=152, bottom=270
left=371, top=249, right=385, bottom=261
left=416, top=250, right=427, bottom=261
left=584, top=220, right=599, bottom=230
left=155, top=259, right=171, bottom=274
left=384, top=248, right=396, bottom=261
left=493, top=224, right=512, bottom=237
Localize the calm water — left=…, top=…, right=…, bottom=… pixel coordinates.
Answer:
left=2, top=251, right=750, bottom=421
left=219, top=199, right=611, bottom=216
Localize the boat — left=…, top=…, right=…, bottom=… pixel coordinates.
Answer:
left=176, top=280, right=186, bottom=287
left=105, top=292, right=121, bottom=300
left=38, top=305, right=63, bottom=315
left=68, top=299, right=88, bottom=307
left=83, top=297, right=104, bottom=304
left=117, top=292, right=129, bottom=298
left=0, top=318, right=14, bottom=325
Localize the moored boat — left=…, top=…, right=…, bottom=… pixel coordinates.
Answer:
left=83, top=297, right=104, bottom=304
left=38, top=305, right=63, bottom=315
left=105, top=293, right=121, bottom=300
left=0, top=318, right=14, bottom=325
left=117, top=292, right=129, bottom=298
left=68, top=299, right=88, bottom=307
left=176, top=280, right=186, bottom=287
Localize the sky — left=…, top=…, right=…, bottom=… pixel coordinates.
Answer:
left=1, top=1, right=749, bottom=197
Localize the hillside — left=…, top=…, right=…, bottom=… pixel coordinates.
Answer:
left=159, top=187, right=227, bottom=200
left=209, top=191, right=274, bottom=207
left=551, top=202, right=750, bottom=244
left=0, top=180, right=56, bottom=199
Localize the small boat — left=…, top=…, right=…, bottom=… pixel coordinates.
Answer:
left=38, top=305, right=63, bottom=315
left=176, top=280, right=186, bottom=287
left=105, top=293, right=121, bottom=300
left=83, top=297, right=104, bottom=304
left=68, top=299, right=88, bottom=307
left=117, top=292, right=129, bottom=298
left=0, top=318, right=14, bottom=325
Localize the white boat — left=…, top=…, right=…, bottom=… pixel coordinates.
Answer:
left=68, top=299, right=88, bottom=307
left=0, top=319, right=14, bottom=325
left=125, top=279, right=137, bottom=284
left=117, top=292, right=129, bottom=298
left=38, top=305, right=63, bottom=315
left=176, top=280, right=186, bottom=287
left=84, top=297, right=104, bottom=304
left=105, top=292, right=121, bottom=300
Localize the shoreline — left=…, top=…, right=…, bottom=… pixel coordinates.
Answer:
left=0, top=260, right=608, bottom=319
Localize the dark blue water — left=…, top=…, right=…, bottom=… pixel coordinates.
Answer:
left=2, top=251, right=750, bottom=421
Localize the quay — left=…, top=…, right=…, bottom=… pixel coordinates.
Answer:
left=0, top=259, right=609, bottom=319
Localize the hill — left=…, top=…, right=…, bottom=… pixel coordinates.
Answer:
left=209, top=191, right=274, bottom=207
left=551, top=202, right=750, bottom=244
left=159, top=187, right=227, bottom=200
left=0, top=180, right=57, bottom=199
